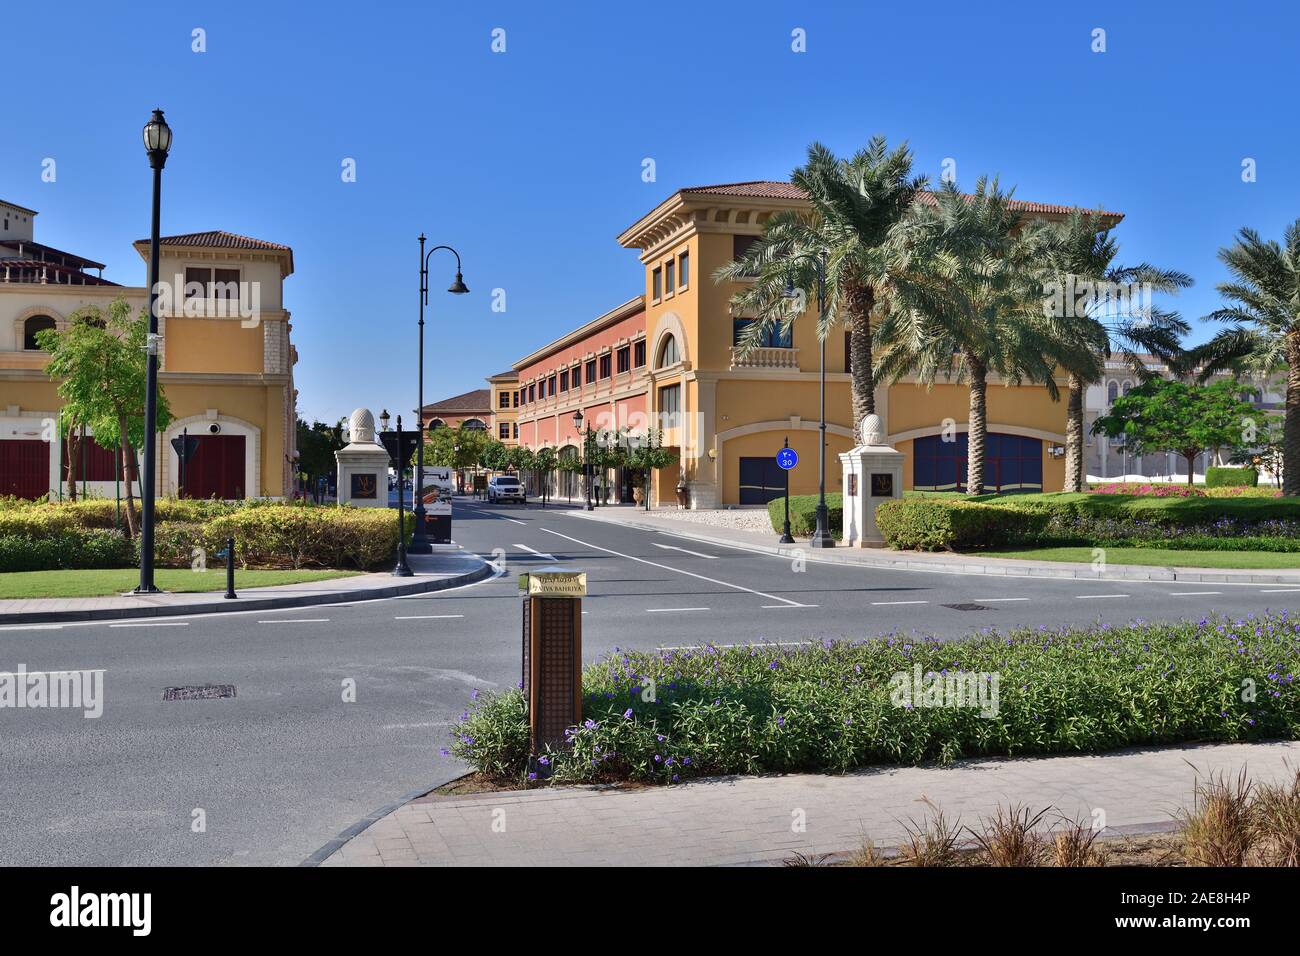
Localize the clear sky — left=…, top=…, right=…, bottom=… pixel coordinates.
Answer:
left=5, top=1, right=1297, bottom=425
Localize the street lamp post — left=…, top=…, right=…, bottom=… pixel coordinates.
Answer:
left=391, top=415, right=413, bottom=577
left=414, top=235, right=469, bottom=554
left=136, top=109, right=172, bottom=594
left=573, top=410, right=592, bottom=511
left=783, top=253, right=835, bottom=549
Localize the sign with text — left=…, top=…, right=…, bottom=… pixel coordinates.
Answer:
left=870, top=473, right=894, bottom=497
left=776, top=447, right=798, bottom=470
left=350, top=473, right=378, bottom=499
left=526, top=571, right=588, bottom=598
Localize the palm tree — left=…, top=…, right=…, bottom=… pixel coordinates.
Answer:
left=713, top=138, right=926, bottom=436
left=1030, top=210, right=1192, bottom=491
left=1194, top=221, right=1300, bottom=495
left=876, top=178, right=1083, bottom=495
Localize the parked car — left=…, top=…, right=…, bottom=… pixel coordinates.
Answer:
left=487, top=475, right=526, bottom=504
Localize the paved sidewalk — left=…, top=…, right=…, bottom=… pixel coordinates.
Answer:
left=318, top=740, right=1300, bottom=866
left=570, top=506, right=1300, bottom=585
left=0, top=545, right=491, bottom=624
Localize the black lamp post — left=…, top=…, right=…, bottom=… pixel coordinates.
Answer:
left=384, top=415, right=413, bottom=577
left=783, top=253, right=835, bottom=549
left=573, top=410, right=592, bottom=511
left=136, top=108, right=172, bottom=594
left=414, top=235, right=468, bottom=554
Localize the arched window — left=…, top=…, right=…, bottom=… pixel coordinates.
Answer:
left=22, top=314, right=56, bottom=350
left=427, top=419, right=445, bottom=433
left=462, top=418, right=487, bottom=431
left=656, top=334, right=679, bottom=369
left=1122, top=380, right=1133, bottom=396
left=1106, top=381, right=1118, bottom=405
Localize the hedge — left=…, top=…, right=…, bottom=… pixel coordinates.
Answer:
left=205, top=507, right=412, bottom=570
left=1206, top=466, right=1259, bottom=488
left=875, top=498, right=1049, bottom=551
left=0, top=529, right=135, bottom=573
left=767, top=493, right=844, bottom=539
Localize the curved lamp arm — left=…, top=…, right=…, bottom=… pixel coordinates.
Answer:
left=421, top=244, right=465, bottom=306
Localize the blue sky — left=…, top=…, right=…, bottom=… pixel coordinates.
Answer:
left=5, top=1, right=1297, bottom=424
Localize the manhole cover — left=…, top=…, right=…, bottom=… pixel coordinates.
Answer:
left=163, top=684, right=236, bottom=701
left=942, top=603, right=991, bottom=612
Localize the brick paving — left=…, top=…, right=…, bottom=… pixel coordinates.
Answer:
left=321, top=739, right=1300, bottom=866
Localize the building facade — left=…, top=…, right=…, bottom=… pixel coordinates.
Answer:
left=420, top=388, right=492, bottom=433
left=0, top=199, right=299, bottom=500
left=503, top=181, right=1113, bottom=507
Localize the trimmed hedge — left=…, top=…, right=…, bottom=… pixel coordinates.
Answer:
left=206, top=507, right=412, bottom=570
left=875, top=498, right=1049, bottom=551
left=1206, top=466, right=1258, bottom=488
left=0, top=529, right=135, bottom=573
left=767, top=493, right=844, bottom=539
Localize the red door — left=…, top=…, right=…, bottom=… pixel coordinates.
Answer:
left=182, top=435, right=246, bottom=499
left=0, top=439, right=52, bottom=499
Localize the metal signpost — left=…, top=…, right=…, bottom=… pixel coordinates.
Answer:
left=379, top=416, right=418, bottom=577
left=169, top=428, right=199, bottom=498
left=777, top=439, right=797, bottom=544
left=519, top=570, right=586, bottom=766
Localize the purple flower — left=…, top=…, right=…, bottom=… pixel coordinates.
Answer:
left=623, top=708, right=633, bottom=719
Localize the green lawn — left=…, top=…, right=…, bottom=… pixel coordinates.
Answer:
left=977, top=546, right=1300, bottom=570
left=0, top=568, right=360, bottom=599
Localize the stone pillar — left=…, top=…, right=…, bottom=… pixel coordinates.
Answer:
left=334, top=407, right=390, bottom=508
left=838, top=413, right=904, bottom=548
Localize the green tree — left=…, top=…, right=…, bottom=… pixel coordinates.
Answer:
left=533, top=446, right=558, bottom=504
left=38, top=299, right=173, bottom=537
left=296, top=417, right=345, bottom=499
left=1091, top=379, right=1266, bottom=485
left=876, top=178, right=1070, bottom=495
left=714, top=138, right=926, bottom=435
left=1193, top=221, right=1300, bottom=495
left=1030, top=210, right=1192, bottom=491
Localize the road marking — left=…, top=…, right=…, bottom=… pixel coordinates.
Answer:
left=539, top=527, right=809, bottom=607
left=0, top=624, right=66, bottom=631
left=257, top=618, right=329, bottom=624
left=646, top=607, right=710, bottom=613
left=1075, top=594, right=1129, bottom=600
left=108, top=622, right=189, bottom=628
left=1170, top=591, right=1222, bottom=596
left=651, top=542, right=718, bottom=559
left=761, top=604, right=818, bottom=609
left=974, top=598, right=1029, bottom=603
left=513, top=544, right=557, bottom=560
left=1260, top=588, right=1300, bottom=593
left=871, top=600, right=928, bottom=606
left=395, top=614, right=465, bottom=620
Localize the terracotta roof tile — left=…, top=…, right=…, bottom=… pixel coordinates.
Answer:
left=422, top=388, right=492, bottom=413
left=133, top=230, right=292, bottom=252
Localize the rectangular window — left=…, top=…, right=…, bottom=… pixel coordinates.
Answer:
left=184, top=267, right=210, bottom=300
left=733, top=319, right=792, bottom=348
left=559, top=369, right=569, bottom=392
left=499, top=391, right=510, bottom=408
left=499, top=423, right=510, bottom=439
left=679, top=252, right=689, bottom=288
left=665, top=260, right=675, bottom=295
left=733, top=235, right=761, bottom=261
left=599, top=354, right=611, bottom=379
left=528, top=383, right=536, bottom=403
left=548, top=375, right=557, bottom=397
left=634, top=340, right=646, bottom=367
left=659, top=383, right=681, bottom=426
left=585, top=359, right=597, bottom=384
left=513, top=422, right=518, bottom=439
left=513, top=390, right=519, bottom=408
left=616, top=346, right=630, bottom=373
left=652, top=267, right=662, bottom=300
left=212, top=267, right=240, bottom=300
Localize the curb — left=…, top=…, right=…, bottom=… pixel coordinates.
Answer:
left=300, top=780, right=452, bottom=867
left=569, top=510, right=1300, bottom=585
left=0, top=557, right=494, bottom=625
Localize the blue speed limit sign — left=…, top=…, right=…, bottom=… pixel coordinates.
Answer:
left=776, top=448, right=798, bottom=470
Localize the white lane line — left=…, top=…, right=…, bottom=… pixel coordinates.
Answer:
left=646, top=607, right=710, bottom=613
left=503, top=517, right=527, bottom=526
left=0, top=624, right=66, bottom=631
left=872, top=600, right=928, bottom=606
left=257, top=618, right=329, bottom=624
left=651, top=542, right=718, bottom=559
left=395, top=614, right=465, bottom=620
left=513, top=544, right=557, bottom=560
left=761, top=604, right=818, bottom=609
left=974, top=598, right=1029, bottom=603
left=1170, top=591, right=1222, bottom=596
left=1260, top=588, right=1300, bottom=593
left=540, top=527, right=809, bottom=608
left=108, top=622, right=189, bottom=628
left=1075, top=594, right=1129, bottom=600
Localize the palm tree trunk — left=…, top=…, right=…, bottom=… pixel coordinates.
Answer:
left=118, top=418, right=138, bottom=540
left=1064, top=373, right=1084, bottom=493
left=966, top=353, right=987, bottom=495
left=1286, top=332, right=1300, bottom=496
left=846, top=283, right=876, bottom=436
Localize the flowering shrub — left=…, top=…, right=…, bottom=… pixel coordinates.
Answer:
left=448, top=614, right=1300, bottom=785
left=1091, top=483, right=1204, bottom=497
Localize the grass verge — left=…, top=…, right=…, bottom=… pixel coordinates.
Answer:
left=977, top=546, right=1300, bottom=569
left=0, top=567, right=359, bottom=599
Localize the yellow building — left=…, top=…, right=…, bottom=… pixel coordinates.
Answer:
left=0, top=198, right=299, bottom=500
left=486, top=371, right=519, bottom=445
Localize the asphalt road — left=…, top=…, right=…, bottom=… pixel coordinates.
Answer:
left=1, top=497, right=1293, bottom=866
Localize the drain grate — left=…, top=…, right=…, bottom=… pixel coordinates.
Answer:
left=942, top=603, right=991, bottom=612
left=163, top=684, right=236, bottom=701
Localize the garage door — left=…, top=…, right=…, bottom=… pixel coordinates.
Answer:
left=181, top=435, right=246, bottom=500
left=913, top=433, right=1043, bottom=493
left=738, top=456, right=788, bottom=504
left=0, top=439, right=51, bottom=500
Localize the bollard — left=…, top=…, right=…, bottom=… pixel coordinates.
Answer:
left=519, top=570, right=586, bottom=765
left=224, top=537, right=237, bottom=599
